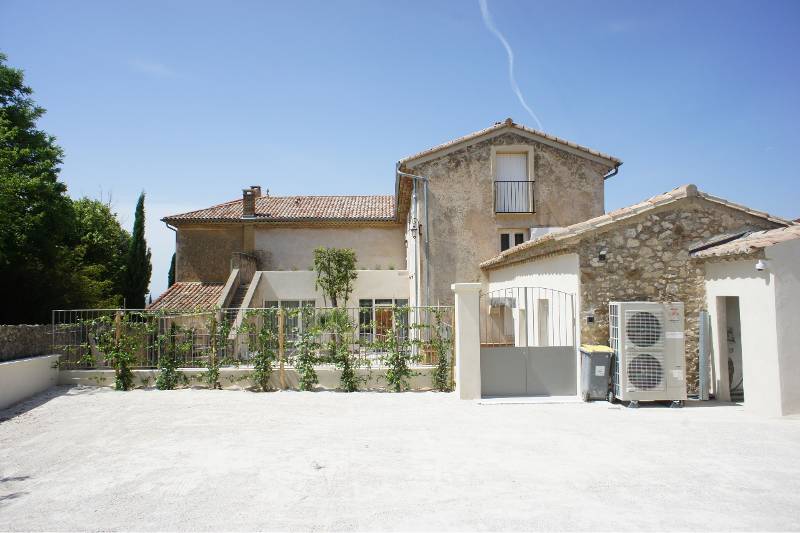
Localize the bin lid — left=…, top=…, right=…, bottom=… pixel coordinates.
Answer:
left=580, top=344, right=613, bottom=354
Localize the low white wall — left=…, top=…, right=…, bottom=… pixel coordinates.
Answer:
left=703, top=242, right=800, bottom=417
left=0, top=354, right=60, bottom=410
left=59, top=366, right=438, bottom=391
left=253, top=269, right=410, bottom=307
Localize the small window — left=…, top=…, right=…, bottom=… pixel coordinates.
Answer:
left=501, top=233, right=510, bottom=252
left=500, top=232, right=525, bottom=252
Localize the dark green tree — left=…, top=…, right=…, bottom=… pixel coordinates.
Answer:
left=122, top=192, right=152, bottom=309
left=167, top=252, right=176, bottom=287
left=0, top=52, right=77, bottom=323
left=72, top=197, right=130, bottom=307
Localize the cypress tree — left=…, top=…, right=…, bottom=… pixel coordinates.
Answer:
left=122, top=192, right=152, bottom=308
left=167, top=252, right=176, bottom=287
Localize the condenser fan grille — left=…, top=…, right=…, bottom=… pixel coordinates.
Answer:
left=627, top=353, right=664, bottom=391
left=625, top=311, right=663, bottom=348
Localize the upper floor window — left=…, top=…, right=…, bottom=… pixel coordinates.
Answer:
left=494, top=152, right=534, bottom=213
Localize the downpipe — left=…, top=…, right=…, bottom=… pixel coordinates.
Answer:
left=397, top=168, right=431, bottom=307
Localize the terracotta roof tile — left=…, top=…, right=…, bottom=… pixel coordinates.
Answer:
left=481, top=184, right=796, bottom=270
left=163, top=195, right=395, bottom=223
left=148, top=282, right=225, bottom=311
left=398, top=118, right=622, bottom=167
left=691, top=226, right=800, bottom=258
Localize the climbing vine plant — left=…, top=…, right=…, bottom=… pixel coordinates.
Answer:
left=204, top=311, right=233, bottom=390
left=376, top=306, right=417, bottom=392
left=55, top=304, right=454, bottom=393
left=242, top=308, right=279, bottom=392
left=156, top=322, right=191, bottom=390
left=291, top=306, right=320, bottom=391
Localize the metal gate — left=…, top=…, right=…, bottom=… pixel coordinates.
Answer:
left=479, top=287, right=577, bottom=397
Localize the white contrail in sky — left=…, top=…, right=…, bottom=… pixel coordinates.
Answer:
left=478, top=0, right=544, bottom=131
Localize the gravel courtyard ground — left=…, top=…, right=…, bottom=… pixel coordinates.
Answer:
left=1, top=387, right=799, bottom=531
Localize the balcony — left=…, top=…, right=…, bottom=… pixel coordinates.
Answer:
left=494, top=180, right=535, bottom=213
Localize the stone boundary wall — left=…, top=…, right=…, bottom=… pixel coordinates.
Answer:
left=0, top=325, right=52, bottom=362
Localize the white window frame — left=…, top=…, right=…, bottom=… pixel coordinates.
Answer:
left=499, top=230, right=528, bottom=252
left=491, top=145, right=535, bottom=213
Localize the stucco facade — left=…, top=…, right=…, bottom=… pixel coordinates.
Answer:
left=402, top=130, right=615, bottom=305
left=701, top=236, right=800, bottom=416
left=253, top=226, right=405, bottom=272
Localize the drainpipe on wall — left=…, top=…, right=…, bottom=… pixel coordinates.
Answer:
left=166, top=222, right=178, bottom=283
left=397, top=167, right=431, bottom=307
left=602, top=163, right=622, bottom=180
left=411, top=179, right=419, bottom=308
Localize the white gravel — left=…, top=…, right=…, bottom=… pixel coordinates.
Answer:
left=1, top=386, right=800, bottom=531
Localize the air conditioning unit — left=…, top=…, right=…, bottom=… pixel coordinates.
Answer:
left=608, top=301, right=687, bottom=407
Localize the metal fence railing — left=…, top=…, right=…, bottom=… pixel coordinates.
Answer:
left=479, top=287, right=576, bottom=348
left=52, top=305, right=454, bottom=370
left=494, top=180, right=535, bottom=213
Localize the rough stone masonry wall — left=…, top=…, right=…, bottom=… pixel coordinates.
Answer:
left=0, top=325, right=52, bottom=362
left=176, top=225, right=244, bottom=283
left=409, top=131, right=611, bottom=305
left=576, top=198, right=780, bottom=392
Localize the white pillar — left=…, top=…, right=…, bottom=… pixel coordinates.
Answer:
left=452, top=282, right=482, bottom=400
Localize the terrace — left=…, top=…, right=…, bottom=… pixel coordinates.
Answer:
left=1, top=389, right=799, bottom=531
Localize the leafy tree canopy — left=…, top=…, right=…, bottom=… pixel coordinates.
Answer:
left=312, top=247, right=358, bottom=307
left=72, top=197, right=131, bottom=307
left=0, top=53, right=133, bottom=322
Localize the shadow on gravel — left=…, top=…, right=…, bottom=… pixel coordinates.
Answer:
left=0, top=385, right=104, bottom=423
left=0, top=475, right=30, bottom=507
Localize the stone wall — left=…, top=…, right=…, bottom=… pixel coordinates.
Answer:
left=176, top=225, right=244, bottom=282
left=405, top=131, right=612, bottom=305
left=0, top=325, right=52, bottom=362
left=231, top=252, right=258, bottom=282
left=575, top=197, right=780, bottom=391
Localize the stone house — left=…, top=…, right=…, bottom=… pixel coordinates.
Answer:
left=480, top=184, right=794, bottom=399
left=151, top=118, right=621, bottom=317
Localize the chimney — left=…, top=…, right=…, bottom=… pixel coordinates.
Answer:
left=242, top=188, right=256, bottom=218
left=250, top=185, right=262, bottom=198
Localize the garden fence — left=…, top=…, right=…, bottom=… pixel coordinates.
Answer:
left=52, top=305, right=454, bottom=371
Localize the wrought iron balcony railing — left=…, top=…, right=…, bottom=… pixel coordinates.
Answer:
left=494, top=180, right=535, bottom=213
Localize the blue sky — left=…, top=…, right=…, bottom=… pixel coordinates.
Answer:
left=2, top=0, right=798, bottom=298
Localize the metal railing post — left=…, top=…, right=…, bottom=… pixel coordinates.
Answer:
left=278, top=309, right=286, bottom=389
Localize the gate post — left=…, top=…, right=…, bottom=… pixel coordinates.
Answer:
left=452, top=283, right=482, bottom=400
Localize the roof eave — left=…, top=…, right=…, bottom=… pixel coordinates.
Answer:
left=399, top=122, right=622, bottom=170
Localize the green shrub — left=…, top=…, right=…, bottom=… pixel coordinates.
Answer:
left=378, top=307, right=416, bottom=392
left=430, top=309, right=453, bottom=392
left=292, top=307, right=319, bottom=391
left=89, top=312, right=148, bottom=391
left=322, top=308, right=361, bottom=392
left=204, top=311, right=232, bottom=389
left=243, top=308, right=278, bottom=392
left=156, top=322, right=189, bottom=390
